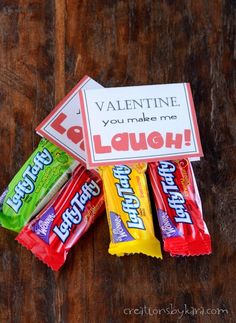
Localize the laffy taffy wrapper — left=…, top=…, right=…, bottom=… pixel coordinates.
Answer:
left=148, top=159, right=212, bottom=256
left=0, top=138, right=75, bottom=232
left=99, top=163, right=162, bottom=258
left=16, top=164, right=104, bottom=271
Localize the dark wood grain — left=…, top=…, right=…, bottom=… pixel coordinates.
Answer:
left=0, top=1, right=235, bottom=322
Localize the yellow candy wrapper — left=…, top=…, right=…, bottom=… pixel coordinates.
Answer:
left=99, top=163, right=162, bottom=258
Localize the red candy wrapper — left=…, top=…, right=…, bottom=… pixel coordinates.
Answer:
left=16, top=164, right=104, bottom=270
left=148, top=160, right=211, bottom=256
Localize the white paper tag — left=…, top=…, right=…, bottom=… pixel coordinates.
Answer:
left=36, top=76, right=103, bottom=164
left=79, top=83, right=203, bottom=168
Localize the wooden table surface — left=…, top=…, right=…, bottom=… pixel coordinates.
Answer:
left=0, top=1, right=235, bottom=322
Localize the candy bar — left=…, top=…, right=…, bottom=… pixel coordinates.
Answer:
left=148, top=160, right=212, bottom=256
left=16, top=164, right=104, bottom=270
left=99, top=164, right=162, bottom=258
left=0, top=138, right=75, bottom=232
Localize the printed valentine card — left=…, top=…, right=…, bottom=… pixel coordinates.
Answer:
left=36, top=76, right=103, bottom=164
left=79, top=83, right=203, bottom=168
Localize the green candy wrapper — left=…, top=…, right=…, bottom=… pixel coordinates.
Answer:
left=0, top=138, right=75, bottom=232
